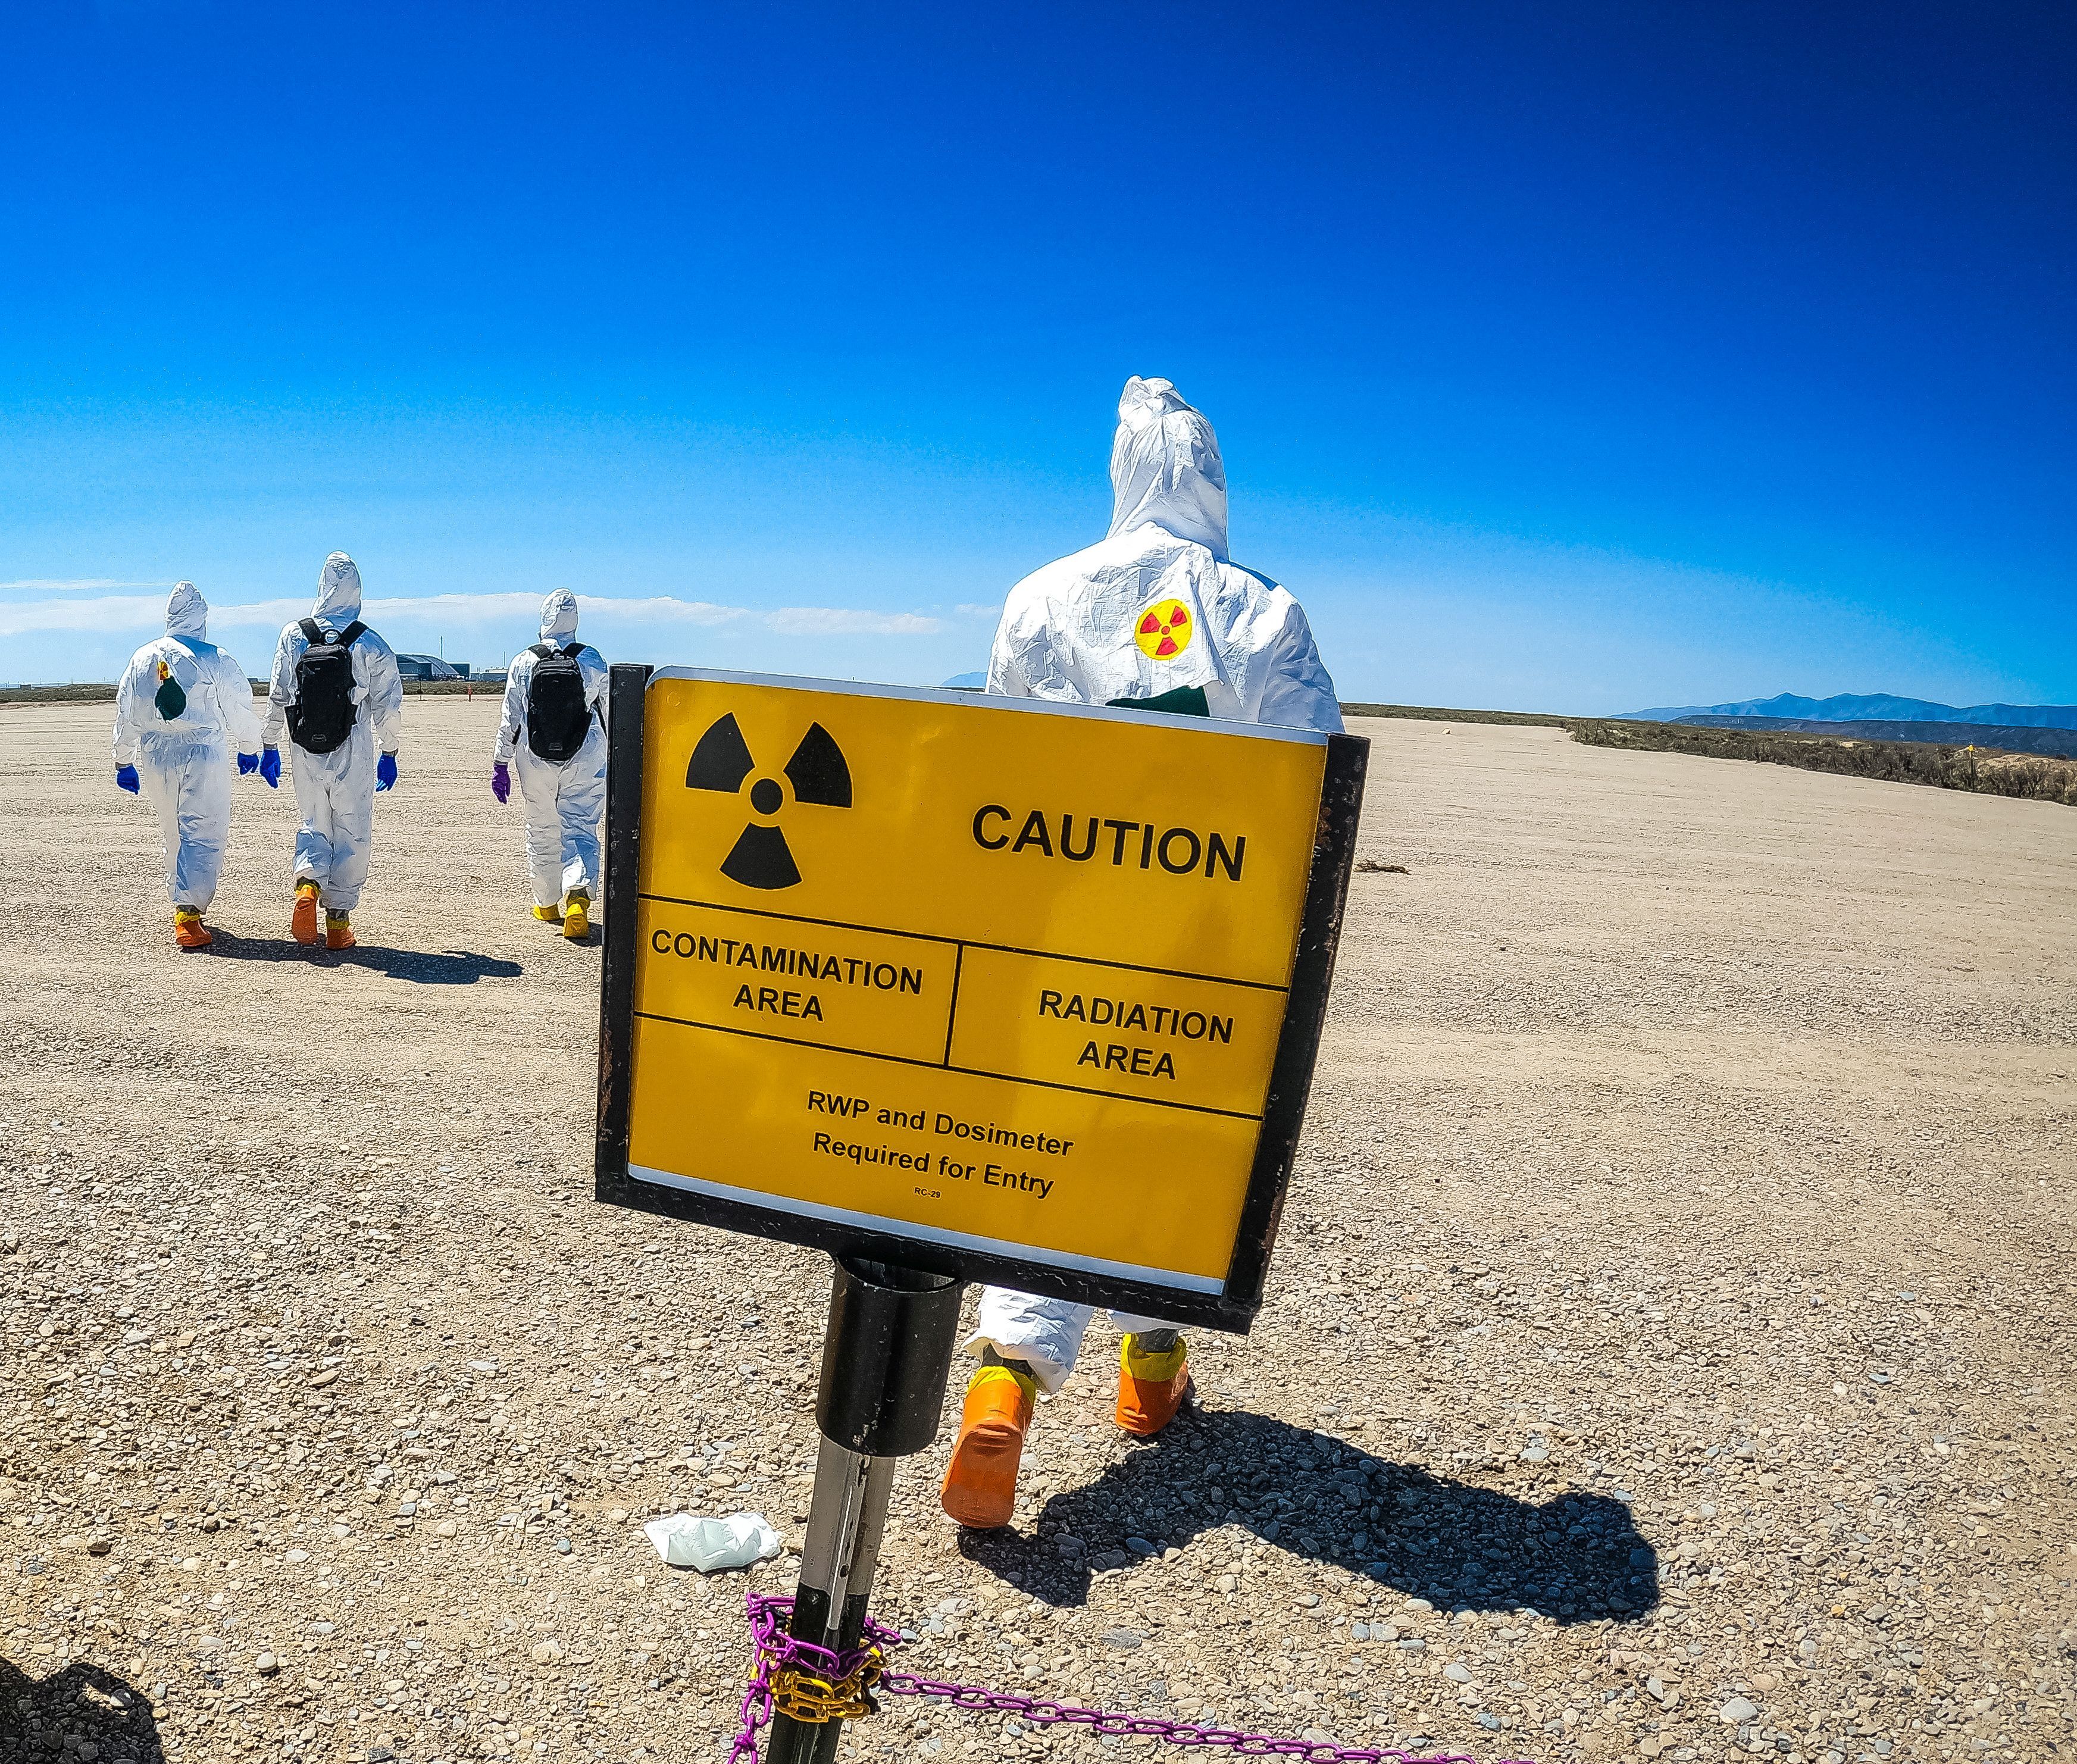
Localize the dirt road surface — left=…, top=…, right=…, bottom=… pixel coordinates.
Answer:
left=2, top=700, right=2072, bottom=1764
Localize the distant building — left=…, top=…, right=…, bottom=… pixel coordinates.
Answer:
left=396, top=653, right=461, bottom=681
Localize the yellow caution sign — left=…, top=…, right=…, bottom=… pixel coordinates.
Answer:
left=596, top=667, right=1368, bottom=1328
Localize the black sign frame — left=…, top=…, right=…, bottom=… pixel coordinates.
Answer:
left=595, top=663, right=1368, bottom=1332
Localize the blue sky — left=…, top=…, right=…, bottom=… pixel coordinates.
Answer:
left=2, top=2, right=2071, bottom=709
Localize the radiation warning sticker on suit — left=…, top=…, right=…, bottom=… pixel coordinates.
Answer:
left=597, top=666, right=1368, bottom=1328
left=1134, top=598, right=1194, bottom=660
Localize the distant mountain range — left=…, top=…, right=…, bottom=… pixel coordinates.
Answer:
left=1619, top=692, right=2077, bottom=730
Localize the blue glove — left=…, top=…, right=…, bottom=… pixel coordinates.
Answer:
left=237, top=750, right=259, bottom=776
left=492, top=761, right=511, bottom=805
left=114, top=764, right=140, bottom=795
left=376, top=752, right=398, bottom=792
left=259, top=746, right=281, bottom=789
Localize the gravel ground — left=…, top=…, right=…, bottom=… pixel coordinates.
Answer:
left=2, top=700, right=2072, bottom=1764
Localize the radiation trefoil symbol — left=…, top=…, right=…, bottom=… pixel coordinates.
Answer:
left=1134, top=598, right=1194, bottom=661
left=685, top=714, right=852, bottom=890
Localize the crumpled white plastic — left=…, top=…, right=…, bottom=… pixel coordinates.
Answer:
left=642, top=1510, right=782, bottom=1572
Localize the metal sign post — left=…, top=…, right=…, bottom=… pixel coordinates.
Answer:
left=767, top=1255, right=964, bottom=1764
left=593, top=661, right=1366, bottom=1756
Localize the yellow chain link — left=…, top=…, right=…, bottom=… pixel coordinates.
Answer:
left=761, top=1644, right=886, bottom=1724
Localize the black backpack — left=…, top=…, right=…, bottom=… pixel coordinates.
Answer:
left=525, top=642, right=594, bottom=762
left=286, top=618, right=366, bottom=754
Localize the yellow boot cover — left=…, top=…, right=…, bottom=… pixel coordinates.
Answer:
left=1115, top=1335, right=1190, bottom=1437
left=173, top=908, right=212, bottom=950
left=940, top=1364, right=1036, bottom=1530
left=562, top=891, right=591, bottom=940
left=291, top=882, right=320, bottom=946
left=533, top=903, right=564, bottom=924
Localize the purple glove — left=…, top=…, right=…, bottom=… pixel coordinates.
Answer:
left=492, top=761, right=511, bottom=805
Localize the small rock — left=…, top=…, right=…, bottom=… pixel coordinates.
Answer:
left=255, top=1652, right=279, bottom=1675
left=1102, top=1628, right=1145, bottom=1650
left=609, top=1508, right=630, bottom=1524
left=1216, top=1573, right=1237, bottom=1593
left=435, top=1520, right=458, bottom=1538
left=1444, top=1661, right=1474, bottom=1684
left=1125, top=1535, right=1157, bottom=1556
left=530, top=1639, right=564, bottom=1665
left=285, top=1549, right=310, bottom=1563
left=1720, top=1696, right=1759, bottom=1722
left=86, top=1534, right=114, bottom=1556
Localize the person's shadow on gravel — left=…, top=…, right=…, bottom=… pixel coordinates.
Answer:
left=957, top=1407, right=1657, bottom=1622
left=0, top=1655, right=164, bottom=1762
left=202, top=932, right=523, bottom=984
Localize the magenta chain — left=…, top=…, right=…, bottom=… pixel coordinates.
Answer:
left=727, top=1593, right=1536, bottom=1764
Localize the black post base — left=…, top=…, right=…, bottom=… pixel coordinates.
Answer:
left=764, top=1255, right=965, bottom=1764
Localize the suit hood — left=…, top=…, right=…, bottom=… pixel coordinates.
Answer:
left=539, top=588, right=580, bottom=643
left=1107, top=376, right=1228, bottom=560
left=165, top=581, right=208, bottom=640
left=314, top=553, right=362, bottom=623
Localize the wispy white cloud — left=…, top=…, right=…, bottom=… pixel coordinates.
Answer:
left=0, top=578, right=170, bottom=592
left=0, top=594, right=176, bottom=636
left=0, top=590, right=943, bottom=640
left=767, top=607, right=943, bottom=636
left=955, top=602, right=1001, bottom=619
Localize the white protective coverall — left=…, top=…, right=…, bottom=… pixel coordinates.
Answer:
left=971, top=375, right=1344, bottom=1394
left=261, top=555, right=405, bottom=912
left=111, top=583, right=264, bottom=910
left=493, top=589, right=610, bottom=908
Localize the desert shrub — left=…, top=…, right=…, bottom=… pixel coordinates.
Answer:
left=1570, top=720, right=2075, bottom=806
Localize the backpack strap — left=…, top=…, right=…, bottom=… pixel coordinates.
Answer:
left=562, top=643, right=587, bottom=659
left=529, top=642, right=557, bottom=660
left=337, top=620, right=367, bottom=647
left=299, top=618, right=323, bottom=645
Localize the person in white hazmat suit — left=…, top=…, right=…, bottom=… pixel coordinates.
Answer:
left=941, top=376, right=1343, bottom=1531
left=260, top=553, right=405, bottom=951
left=110, top=582, right=270, bottom=950
left=490, top=589, right=609, bottom=940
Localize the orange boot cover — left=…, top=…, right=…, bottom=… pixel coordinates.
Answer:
left=1115, top=1335, right=1190, bottom=1437
left=173, top=908, right=212, bottom=951
left=291, top=883, right=320, bottom=945
left=939, top=1365, right=1036, bottom=1530
left=325, top=911, right=356, bottom=952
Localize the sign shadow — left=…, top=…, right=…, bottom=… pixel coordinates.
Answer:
left=1, top=1655, right=164, bottom=1761
left=955, top=1406, right=1659, bottom=1622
